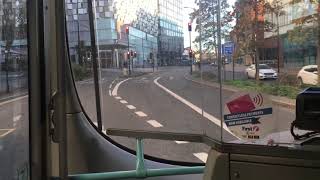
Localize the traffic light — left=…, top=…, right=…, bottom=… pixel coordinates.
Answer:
left=189, top=50, right=193, bottom=58
left=127, top=51, right=130, bottom=59
left=134, top=51, right=137, bottom=58
left=130, top=50, right=133, bottom=56
left=188, top=22, right=192, bottom=32
left=126, top=26, right=129, bottom=34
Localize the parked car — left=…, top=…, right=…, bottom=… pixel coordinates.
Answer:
left=297, top=65, right=318, bottom=86
left=245, top=64, right=278, bottom=79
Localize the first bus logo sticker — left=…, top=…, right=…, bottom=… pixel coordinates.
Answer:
left=223, top=92, right=275, bottom=140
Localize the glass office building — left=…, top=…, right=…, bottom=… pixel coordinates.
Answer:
left=65, top=0, right=183, bottom=68
left=158, top=0, right=184, bottom=66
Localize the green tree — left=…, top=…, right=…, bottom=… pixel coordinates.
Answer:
left=286, top=0, right=320, bottom=84
left=190, top=0, right=233, bottom=56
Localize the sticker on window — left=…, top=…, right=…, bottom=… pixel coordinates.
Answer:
left=224, top=92, right=275, bottom=141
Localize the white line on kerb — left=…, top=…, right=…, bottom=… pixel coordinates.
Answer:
left=120, top=100, right=128, bottom=104
left=112, top=78, right=131, bottom=96
left=175, top=141, right=189, bottom=144
left=193, top=152, right=208, bottom=163
left=135, top=111, right=147, bottom=117
left=153, top=77, right=235, bottom=136
left=126, top=105, right=136, bottom=110
left=147, top=120, right=163, bottom=128
left=0, top=95, right=28, bottom=107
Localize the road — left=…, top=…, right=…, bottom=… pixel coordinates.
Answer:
left=76, top=66, right=295, bottom=163
left=0, top=66, right=296, bottom=179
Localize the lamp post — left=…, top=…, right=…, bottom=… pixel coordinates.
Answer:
left=4, top=49, right=9, bottom=93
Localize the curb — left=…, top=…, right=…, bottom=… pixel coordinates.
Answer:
left=184, top=74, right=296, bottom=110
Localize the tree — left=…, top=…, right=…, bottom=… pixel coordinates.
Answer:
left=190, top=0, right=233, bottom=57
left=285, top=0, right=320, bottom=85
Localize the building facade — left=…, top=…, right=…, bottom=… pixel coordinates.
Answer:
left=158, top=0, right=184, bottom=66
left=65, top=0, right=184, bottom=68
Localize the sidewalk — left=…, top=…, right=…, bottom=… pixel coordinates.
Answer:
left=184, top=73, right=296, bottom=110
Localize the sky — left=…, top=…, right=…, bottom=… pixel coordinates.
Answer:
left=182, top=0, right=236, bottom=48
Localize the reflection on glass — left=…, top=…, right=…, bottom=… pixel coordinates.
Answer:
left=0, top=0, right=29, bottom=179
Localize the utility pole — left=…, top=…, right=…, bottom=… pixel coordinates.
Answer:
left=199, top=0, right=202, bottom=71
left=76, top=0, right=81, bottom=65
left=126, top=26, right=131, bottom=75
left=188, top=22, right=192, bottom=74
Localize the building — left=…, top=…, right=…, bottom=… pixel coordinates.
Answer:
left=158, top=0, right=184, bottom=66
left=233, top=0, right=319, bottom=69
left=65, top=0, right=184, bottom=68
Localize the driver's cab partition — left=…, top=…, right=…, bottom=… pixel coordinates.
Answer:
left=105, top=128, right=320, bottom=180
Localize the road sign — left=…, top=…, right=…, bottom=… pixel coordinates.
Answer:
left=222, top=42, right=234, bottom=56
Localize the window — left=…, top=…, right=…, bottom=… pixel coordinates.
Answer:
left=65, top=0, right=320, bottom=165
left=0, top=0, right=29, bottom=179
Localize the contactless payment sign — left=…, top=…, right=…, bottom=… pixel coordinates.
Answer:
left=224, top=92, right=275, bottom=140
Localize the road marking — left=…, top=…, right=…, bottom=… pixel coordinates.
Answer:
left=154, top=77, right=235, bottom=136
left=111, top=79, right=116, bottom=86
left=102, top=129, right=107, bottom=134
left=120, top=100, right=128, bottom=104
left=109, top=90, right=112, bottom=96
left=93, top=121, right=98, bottom=126
left=115, top=96, right=122, bottom=100
left=193, top=152, right=208, bottom=163
left=0, top=129, right=15, bottom=138
left=109, top=84, right=112, bottom=89
left=175, top=141, right=189, bottom=144
left=169, top=76, right=174, bottom=80
left=112, top=78, right=131, bottom=96
left=126, top=105, right=136, bottom=110
left=135, top=111, right=147, bottom=117
left=0, top=95, right=28, bottom=107
left=147, top=120, right=163, bottom=128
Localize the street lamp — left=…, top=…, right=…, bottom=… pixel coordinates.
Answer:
left=4, top=49, right=10, bottom=93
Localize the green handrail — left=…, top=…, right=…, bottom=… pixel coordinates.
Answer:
left=68, top=139, right=205, bottom=180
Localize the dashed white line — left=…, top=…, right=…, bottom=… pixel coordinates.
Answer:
left=154, top=77, right=236, bottom=137
left=120, top=100, right=128, bottom=104
left=115, top=96, right=122, bottom=100
left=193, top=152, right=208, bottom=163
left=112, top=78, right=131, bottom=96
left=126, top=105, right=136, bottom=110
left=147, top=120, right=163, bottom=128
left=175, top=141, right=189, bottom=144
left=135, top=111, right=148, bottom=117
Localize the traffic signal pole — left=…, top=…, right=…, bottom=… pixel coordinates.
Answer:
left=188, top=23, right=192, bottom=75
left=126, top=26, right=131, bottom=75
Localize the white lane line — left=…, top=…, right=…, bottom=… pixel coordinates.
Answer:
left=109, top=90, right=112, bottom=96
left=111, top=79, right=116, bottom=86
left=120, top=100, right=128, bottom=104
left=135, top=111, right=148, bottom=117
left=0, top=129, right=15, bottom=138
left=175, top=141, right=189, bottom=144
left=0, top=95, right=28, bottom=107
left=193, top=152, right=208, bottom=163
left=115, top=96, right=122, bottom=100
left=109, top=84, right=112, bottom=89
left=147, top=120, right=163, bottom=128
left=112, top=78, right=131, bottom=96
left=126, top=105, right=136, bottom=110
left=154, top=77, right=235, bottom=137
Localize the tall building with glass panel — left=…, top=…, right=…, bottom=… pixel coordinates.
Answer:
left=158, top=0, right=184, bottom=65
left=65, top=0, right=183, bottom=68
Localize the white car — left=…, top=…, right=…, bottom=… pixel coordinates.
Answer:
left=297, top=65, right=318, bottom=86
left=245, top=64, right=278, bottom=79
